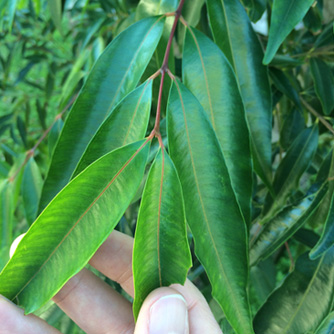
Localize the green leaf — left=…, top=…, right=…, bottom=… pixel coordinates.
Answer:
left=182, top=26, right=252, bottom=225
left=310, top=153, right=334, bottom=259
left=22, top=157, right=43, bottom=226
left=241, top=0, right=266, bottom=23
left=48, top=118, right=63, bottom=157
left=136, top=0, right=177, bottom=19
left=133, top=149, right=192, bottom=319
left=253, top=247, right=334, bottom=334
left=0, top=179, right=14, bottom=270
left=167, top=80, right=253, bottom=334
left=263, top=125, right=319, bottom=220
left=73, top=80, right=152, bottom=177
left=0, top=140, right=150, bottom=313
left=280, top=109, right=305, bottom=150
left=263, top=0, right=314, bottom=64
left=47, top=0, right=62, bottom=32
left=314, top=311, right=334, bottom=334
left=250, top=185, right=328, bottom=267
left=39, top=16, right=164, bottom=212
left=207, top=0, right=273, bottom=191
left=310, top=58, right=334, bottom=116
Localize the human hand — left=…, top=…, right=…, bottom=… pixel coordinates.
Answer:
left=0, top=230, right=222, bottom=333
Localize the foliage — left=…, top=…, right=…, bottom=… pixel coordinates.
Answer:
left=0, top=0, right=334, bottom=333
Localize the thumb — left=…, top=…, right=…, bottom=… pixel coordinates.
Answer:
left=134, top=287, right=189, bottom=334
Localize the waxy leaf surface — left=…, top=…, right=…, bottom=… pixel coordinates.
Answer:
left=183, top=27, right=252, bottom=225
left=73, top=81, right=152, bottom=177
left=39, top=16, right=164, bottom=211
left=314, top=312, right=334, bottom=334
left=253, top=247, right=334, bottom=334
left=167, top=80, right=253, bottom=334
left=0, top=141, right=150, bottom=313
left=133, top=149, right=192, bottom=319
left=207, top=0, right=272, bottom=191
left=263, top=0, right=315, bottom=64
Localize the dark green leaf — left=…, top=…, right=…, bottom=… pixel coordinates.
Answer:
left=280, top=109, right=305, bottom=150
left=207, top=0, right=273, bottom=191
left=39, top=17, right=164, bottom=212
left=253, top=247, right=334, bottom=334
left=263, top=0, right=314, bottom=64
left=73, top=80, right=152, bottom=177
left=310, top=59, right=334, bottom=116
left=133, top=149, right=192, bottom=319
left=250, top=185, right=327, bottom=266
left=0, top=140, right=150, bottom=313
left=241, top=0, right=266, bottom=23
left=167, top=80, right=253, bottom=334
left=263, top=125, right=319, bottom=220
left=48, top=118, right=63, bottom=157
left=22, top=157, right=43, bottom=226
left=314, top=311, right=334, bottom=334
left=16, top=116, right=27, bottom=148
left=183, top=26, right=252, bottom=225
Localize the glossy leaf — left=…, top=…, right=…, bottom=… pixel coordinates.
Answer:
left=183, top=26, right=252, bottom=225
left=133, top=149, right=192, bottom=319
left=167, top=80, right=253, bottom=334
left=263, top=125, right=319, bottom=220
left=310, top=153, right=334, bottom=259
left=253, top=247, right=334, bottom=334
left=241, top=0, right=266, bottom=23
left=136, top=0, right=177, bottom=19
left=73, top=80, right=152, bottom=177
left=250, top=185, right=327, bottom=266
left=314, top=312, right=334, bottom=334
left=310, top=58, right=334, bottom=116
left=22, top=157, right=43, bottom=225
left=207, top=0, right=273, bottom=191
left=263, top=0, right=314, bottom=64
left=39, top=17, right=164, bottom=211
left=0, top=140, right=150, bottom=313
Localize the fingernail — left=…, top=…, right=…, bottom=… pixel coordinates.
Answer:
left=149, top=294, right=189, bottom=334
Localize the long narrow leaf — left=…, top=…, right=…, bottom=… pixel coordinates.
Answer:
left=39, top=16, right=164, bottom=212
left=253, top=247, right=334, bottom=334
left=0, top=140, right=150, bottom=314
left=314, top=312, right=334, bottom=334
left=183, top=26, right=252, bottom=225
left=167, top=80, right=253, bottom=334
left=207, top=0, right=272, bottom=191
left=133, top=149, right=192, bottom=319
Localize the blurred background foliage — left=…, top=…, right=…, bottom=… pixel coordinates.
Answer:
left=0, top=0, right=334, bottom=332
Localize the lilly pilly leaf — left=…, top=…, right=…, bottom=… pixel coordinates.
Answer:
left=167, top=80, right=253, bottom=334
left=183, top=26, right=252, bottom=226
left=253, top=247, right=334, bottom=334
left=0, top=140, right=149, bottom=314
left=133, top=149, right=192, bottom=319
left=39, top=16, right=164, bottom=211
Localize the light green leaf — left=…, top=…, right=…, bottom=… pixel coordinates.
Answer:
left=133, top=149, right=192, bottom=319
left=250, top=185, right=328, bottom=267
left=253, top=247, right=334, bottom=334
left=207, top=0, right=273, bottom=191
left=263, top=0, right=314, bottom=64
left=73, top=80, right=152, bottom=177
left=183, top=26, right=252, bottom=225
left=7, top=0, right=18, bottom=32
left=167, top=80, right=253, bottom=334
left=310, top=58, right=334, bottom=116
left=22, top=157, right=43, bottom=226
left=0, top=140, right=150, bottom=313
left=263, top=125, right=319, bottom=221
left=310, top=152, right=334, bottom=259
left=314, top=311, right=334, bottom=334
left=136, top=0, right=177, bottom=19
left=47, top=0, right=62, bottom=32
left=39, top=16, right=164, bottom=212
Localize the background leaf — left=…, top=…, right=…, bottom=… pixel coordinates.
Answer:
left=182, top=26, right=252, bottom=225
left=0, top=140, right=149, bottom=314
left=263, top=0, right=314, bottom=64
left=39, top=16, right=164, bottom=212
left=253, top=247, right=334, bottom=334
left=47, top=0, right=62, bottom=33
left=207, top=0, right=273, bottom=191
left=167, top=80, right=253, bottom=334
left=133, top=149, right=192, bottom=319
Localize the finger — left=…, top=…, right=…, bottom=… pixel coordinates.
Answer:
left=53, top=268, right=134, bottom=334
left=89, top=230, right=134, bottom=296
left=134, top=283, right=222, bottom=334
left=0, top=295, right=61, bottom=334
